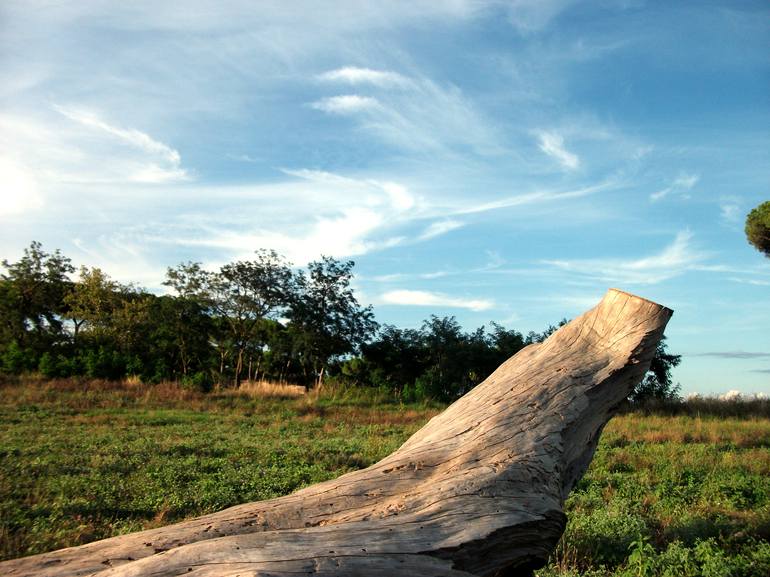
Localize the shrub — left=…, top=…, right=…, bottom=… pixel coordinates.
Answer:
left=1, top=341, right=36, bottom=374
left=181, top=371, right=214, bottom=393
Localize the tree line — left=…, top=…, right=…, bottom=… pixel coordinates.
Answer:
left=0, top=241, right=680, bottom=402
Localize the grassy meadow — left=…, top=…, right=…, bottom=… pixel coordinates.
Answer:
left=1, top=377, right=769, bottom=576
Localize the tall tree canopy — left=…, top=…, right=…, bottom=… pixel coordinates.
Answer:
left=745, top=200, right=770, bottom=258
left=1, top=241, right=74, bottom=348
left=165, top=250, right=294, bottom=385
left=63, top=267, right=121, bottom=342
left=289, top=257, right=378, bottom=386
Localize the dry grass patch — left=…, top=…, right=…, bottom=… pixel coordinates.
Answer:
left=228, top=380, right=306, bottom=399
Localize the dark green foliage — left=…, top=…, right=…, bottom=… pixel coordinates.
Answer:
left=1, top=342, right=36, bottom=374
left=181, top=371, right=214, bottom=393
left=164, top=250, right=294, bottom=386
left=147, top=295, right=214, bottom=380
left=745, top=200, right=770, bottom=258
left=1, top=241, right=680, bottom=400
left=355, top=325, right=425, bottom=393
left=0, top=241, right=74, bottom=354
left=349, top=317, right=528, bottom=402
left=629, top=337, right=682, bottom=403
left=288, top=257, right=378, bottom=387
left=37, top=352, right=72, bottom=379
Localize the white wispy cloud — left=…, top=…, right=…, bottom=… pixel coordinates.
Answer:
left=310, top=94, right=380, bottom=114
left=418, top=219, right=464, bottom=240
left=52, top=105, right=190, bottom=183
left=70, top=235, right=165, bottom=290
left=728, top=277, right=770, bottom=287
left=188, top=207, right=400, bottom=265
left=138, top=169, right=424, bottom=266
left=543, top=230, right=709, bottom=285
left=535, top=130, right=579, bottom=170
left=506, top=0, right=578, bottom=33
left=227, top=153, right=261, bottom=163
left=0, top=108, right=192, bottom=222
left=381, top=289, right=494, bottom=311
left=369, top=270, right=450, bottom=282
left=14, top=2, right=490, bottom=35
left=650, top=172, right=699, bottom=202
left=719, top=197, right=743, bottom=223
left=318, top=67, right=410, bottom=87
left=453, top=180, right=613, bottom=215
left=55, top=106, right=180, bottom=165
left=674, top=173, right=699, bottom=189
left=720, top=203, right=740, bottom=222
left=281, top=168, right=417, bottom=211
left=309, top=70, right=503, bottom=155
left=281, top=168, right=365, bottom=186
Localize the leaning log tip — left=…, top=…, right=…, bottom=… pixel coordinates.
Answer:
left=605, top=288, right=672, bottom=314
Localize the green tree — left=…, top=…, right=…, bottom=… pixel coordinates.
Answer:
left=489, top=322, right=526, bottom=357
left=148, top=295, right=214, bottom=379
left=62, top=267, right=154, bottom=378
left=165, top=250, right=294, bottom=386
left=526, top=318, right=569, bottom=344
left=0, top=279, right=18, bottom=349
left=357, top=325, right=427, bottom=394
left=745, top=200, right=770, bottom=258
left=629, top=336, right=682, bottom=402
left=62, top=267, right=121, bottom=342
left=289, top=257, right=377, bottom=387
left=417, top=316, right=468, bottom=401
left=1, top=241, right=74, bottom=347
left=109, top=290, right=153, bottom=358
left=0, top=242, right=75, bottom=372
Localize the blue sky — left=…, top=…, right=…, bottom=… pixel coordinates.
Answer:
left=1, top=0, right=768, bottom=395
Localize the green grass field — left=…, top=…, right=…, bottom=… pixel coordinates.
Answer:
left=1, top=378, right=769, bottom=576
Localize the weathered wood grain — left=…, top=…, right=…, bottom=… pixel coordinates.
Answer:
left=2, top=288, right=672, bottom=577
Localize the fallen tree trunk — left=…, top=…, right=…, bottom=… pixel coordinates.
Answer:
left=3, top=289, right=672, bottom=577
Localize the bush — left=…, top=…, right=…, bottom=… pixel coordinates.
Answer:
left=1, top=341, right=37, bottom=374
left=38, top=352, right=72, bottom=378
left=181, top=371, right=213, bottom=393
left=83, top=347, right=126, bottom=380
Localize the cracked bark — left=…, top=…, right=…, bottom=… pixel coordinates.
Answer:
left=2, top=289, right=672, bottom=577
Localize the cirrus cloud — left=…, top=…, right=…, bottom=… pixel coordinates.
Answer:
left=535, top=130, right=579, bottom=170
left=543, top=230, right=710, bottom=285
left=310, top=94, right=380, bottom=114
left=381, top=289, right=494, bottom=311
left=318, top=66, right=410, bottom=87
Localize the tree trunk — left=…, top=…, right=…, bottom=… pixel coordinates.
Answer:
left=1, top=289, right=672, bottom=577
left=72, top=319, right=84, bottom=345
left=234, top=347, right=244, bottom=388
left=316, top=365, right=325, bottom=390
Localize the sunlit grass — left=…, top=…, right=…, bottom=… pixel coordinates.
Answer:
left=1, top=377, right=768, bottom=575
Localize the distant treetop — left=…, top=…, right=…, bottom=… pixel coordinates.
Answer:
left=745, top=200, right=770, bottom=258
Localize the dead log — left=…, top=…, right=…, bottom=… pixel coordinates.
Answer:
left=2, top=288, right=672, bottom=577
